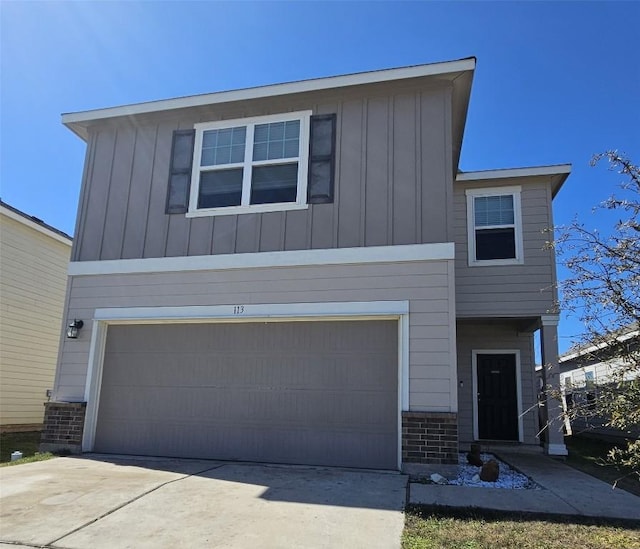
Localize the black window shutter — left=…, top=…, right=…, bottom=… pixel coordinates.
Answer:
left=307, top=114, right=336, bottom=204
left=166, top=129, right=195, bottom=214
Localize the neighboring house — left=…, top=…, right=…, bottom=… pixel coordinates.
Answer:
left=560, top=327, right=639, bottom=441
left=42, top=57, right=571, bottom=469
left=0, top=200, right=72, bottom=432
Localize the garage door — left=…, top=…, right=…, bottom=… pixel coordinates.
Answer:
left=94, top=320, right=398, bottom=469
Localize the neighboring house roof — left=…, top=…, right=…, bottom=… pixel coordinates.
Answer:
left=456, top=164, right=572, bottom=198
left=61, top=57, right=476, bottom=173
left=560, top=325, right=640, bottom=364
left=0, top=200, right=72, bottom=245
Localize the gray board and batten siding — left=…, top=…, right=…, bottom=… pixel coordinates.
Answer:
left=454, top=176, right=559, bottom=318
left=71, top=79, right=456, bottom=262
left=95, top=321, right=398, bottom=469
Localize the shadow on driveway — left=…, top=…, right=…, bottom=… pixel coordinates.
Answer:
left=85, top=452, right=407, bottom=509
left=0, top=454, right=407, bottom=549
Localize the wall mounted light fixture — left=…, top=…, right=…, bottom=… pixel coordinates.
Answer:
left=66, top=319, right=84, bottom=339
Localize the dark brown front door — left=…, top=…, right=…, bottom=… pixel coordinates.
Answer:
left=477, top=353, right=519, bottom=441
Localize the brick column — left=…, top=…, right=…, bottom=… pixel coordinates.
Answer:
left=40, top=402, right=86, bottom=455
left=402, top=411, right=458, bottom=464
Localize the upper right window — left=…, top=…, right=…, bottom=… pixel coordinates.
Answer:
left=466, top=186, right=523, bottom=266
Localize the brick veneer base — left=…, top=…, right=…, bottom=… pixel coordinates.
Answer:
left=40, top=402, right=86, bottom=455
left=402, top=411, right=458, bottom=464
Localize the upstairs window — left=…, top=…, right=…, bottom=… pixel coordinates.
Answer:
left=189, top=111, right=311, bottom=216
left=466, top=186, right=523, bottom=266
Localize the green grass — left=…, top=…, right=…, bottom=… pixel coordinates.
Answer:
left=564, top=435, right=640, bottom=497
left=403, top=506, right=640, bottom=549
left=0, top=430, right=55, bottom=467
left=0, top=452, right=55, bottom=467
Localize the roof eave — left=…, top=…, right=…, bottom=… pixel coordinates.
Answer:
left=0, top=201, right=73, bottom=244
left=559, top=329, right=640, bottom=363
left=62, top=57, right=476, bottom=141
left=456, top=164, right=572, bottom=197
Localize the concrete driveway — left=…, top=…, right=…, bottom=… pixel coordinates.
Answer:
left=0, top=455, right=407, bottom=549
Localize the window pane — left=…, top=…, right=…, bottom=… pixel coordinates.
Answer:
left=232, top=128, right=246, bottom=144
left=253, top=142, right=268, bottom=161
left=201, top=127, right=246, bottom=166
left=283, top=139, right=299, bottom=158
left=202, top=132, right=217, bottom=148
left=254, top=124, right=269, bottom=143
left=198, top=168, right=243, bottom=208
left=253, top=120, right=300, bottom=161
left=267, top=141, right=284, bottom=160
left=285, top=121, right=300, bottom=139
left=250, top=163, right=298, bottom=204
left=475, top=195, right=514, bottom=226
left=215, top=146, right=231, bottom=165
left=201, top=148, right=216, bottom=166
left=230, top=144, right=245, bottom=163
left=269, top=122, right=285, bottom=140
left=475, top=227, right=516, bottom=260
left=216, top=128, right=233, bottom=146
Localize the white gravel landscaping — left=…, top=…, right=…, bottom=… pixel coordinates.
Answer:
left=430, top=453, right=540, bottom=489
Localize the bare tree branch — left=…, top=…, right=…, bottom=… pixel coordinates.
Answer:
left=554, top=151, right=640, bottom=478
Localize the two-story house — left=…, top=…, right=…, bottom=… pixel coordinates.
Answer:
left=41, top=57, right=570, bottom=469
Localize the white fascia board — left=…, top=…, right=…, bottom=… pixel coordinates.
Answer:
left=1, top=206, right=72, bottom=246
left=456, top=164, right=572, bottom=182
left=62, top=59, right=475, bottom=125
left=93, top=301, right=409, bottom=323
left=68, top=242, right=455, bottom=276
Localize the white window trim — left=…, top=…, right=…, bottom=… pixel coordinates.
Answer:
left=81, top=301, right=410, bottom=471
left=465, top=185, right=523, bottom=266
left=471, top=349, right=523, bottom=443
left=187, top=110, right=312, bottom=217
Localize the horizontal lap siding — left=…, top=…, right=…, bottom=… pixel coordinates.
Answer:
left=0, top=215, right=71, bottom=425
left=456, top=322, right=537, bottom=445
left=454, top=179, right=556, bottom=317
left=73, top=82, right=451, bottom=262
left=56, top=259, right=456, bottom=414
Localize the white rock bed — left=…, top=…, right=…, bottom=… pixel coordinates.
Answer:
left=445, top=453, right=540, bottom=489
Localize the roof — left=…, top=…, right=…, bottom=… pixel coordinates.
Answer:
left=59, top=57, right=570, bottom=192
left=456, top=164, right=572, bottom=198
left=61, top=57, right=476, bottom=144
left=0, top=199, right=73, bottom=245
left=560, top=325, right=640, bottom=363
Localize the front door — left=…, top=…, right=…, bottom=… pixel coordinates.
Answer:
left=476, top=353, right=519, bottom=440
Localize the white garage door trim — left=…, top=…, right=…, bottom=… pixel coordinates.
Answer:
left=83, top=300, right=410, bottom=469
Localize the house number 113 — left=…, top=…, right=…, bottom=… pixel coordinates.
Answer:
left=233, top=305, right=245, bottom=315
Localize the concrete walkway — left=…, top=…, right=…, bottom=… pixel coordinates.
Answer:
left=409, top=452, right=640, bottom=521
left=0, top=455, right=407, bottom=549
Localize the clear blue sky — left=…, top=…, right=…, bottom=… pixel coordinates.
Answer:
left=1, top=1, right=638, bottom=352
